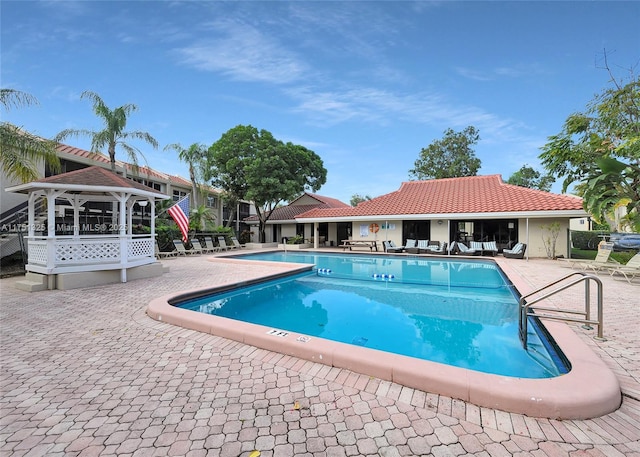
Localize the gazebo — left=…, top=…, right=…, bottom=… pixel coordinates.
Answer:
left=5, top=166, right=170, bottom=290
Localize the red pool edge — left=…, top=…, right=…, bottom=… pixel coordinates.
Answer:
left=146, top=259, right=621, bottom=420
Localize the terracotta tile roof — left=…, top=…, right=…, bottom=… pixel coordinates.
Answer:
left=299, top=193, right=351, bottom=208
left=245, top=193, right=350, bottom=222
left=166, top=174, right=193, bottom=188
left=298, top=175, right=584, bottom=219
left=125, top=163, right=170, bottom=182
left=56, top=144, right=111, bottom=165
left=34, top=166, right=159, bottom=193
left=56, top=142, right=219, bottom=193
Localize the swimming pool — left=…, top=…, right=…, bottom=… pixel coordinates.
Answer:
left=177, top=252, right=567, bottom=378
left=147, top=251, right=622, bottom=418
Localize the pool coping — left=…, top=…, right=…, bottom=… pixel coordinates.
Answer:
left=146, top=255, right=621, bottom=420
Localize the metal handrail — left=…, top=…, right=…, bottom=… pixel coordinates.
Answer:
left=519, top=271, right=604, bottom=348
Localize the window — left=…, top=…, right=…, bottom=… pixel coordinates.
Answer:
left=206, top=195, right=218, bottom=208
left=132, top=177, right=161, bottom=191
left=172, top=190, right=187, bottom=202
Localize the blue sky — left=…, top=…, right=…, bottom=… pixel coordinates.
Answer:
left=2, top=1, right=639, bottom=204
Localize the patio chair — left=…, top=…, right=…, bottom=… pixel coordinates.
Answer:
left=559, top=242, right=615, bottom=269
left=470, top=241, right=484, bottom=253
left=447, top=241, right=457, bottom=255
left=191, top=238, right=213, bottom=254
left=218, top=236, right=231, bottom=251
left=407, top=239, right=429, bottom=254
left=155, top=241, right=177, bottom=259
left=456, top=242, right=479, bottom=255
left=403, top=239, right=416, bottom=251
left=204, top=236, right=220, bottom=253
left=503, top=243, right=526, bottom=259
left=426, top=242, right=448, bottom=254
left=230, top=236, right=244, bottom=249
left=605, top=252, right=640, bottom=283
left=384, top=240, right=404, bottom=253
left=173, top=239, right=200, bottom=255
left=482, top=241, right=499, bottom=256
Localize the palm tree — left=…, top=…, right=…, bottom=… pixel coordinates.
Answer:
left=189, top=204, right=215, bottom=232
left=164, top=142, right=207, bottom=206
left=55, top=91, right=158, bottom=172
left=1, top=89, right=60, bottom=182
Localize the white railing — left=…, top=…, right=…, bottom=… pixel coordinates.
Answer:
left=26, top=235, right=155, bottom=274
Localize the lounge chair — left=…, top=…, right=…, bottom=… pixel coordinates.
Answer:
left=426, top=242, right=448, bottom=254
left=192, top=238, right=214, bottom=254
left=173, top=239, right=201, bottom=255
left=482, top=241, right=499, bottom=256
left=155, top=241, right=177, bottom=259
left=204, top=236, right=220, bottom=253
left=447, top=241, right=457, bottom=255
left=407, top=239, right=429, bottom=254
left=403, top=239, right=417, bottom=251
left=218, top=236, right=231, bottom=251
left=230, top=236, right=244, bottom=249
left=456, top=242, right=479, bottom=255
left=470, top=241, right=484, bottom=253
left=605, top=252, right=640, bottom=283
left=559, top=242, right=615, bottom=270
left=503, top=243, right=526, bottom=259
left=384, top=240, right=404, bottom=253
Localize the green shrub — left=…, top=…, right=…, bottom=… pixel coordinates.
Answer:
left=287, top=235, right=305, bottom=244
left=239, top=229, right=253, bottom=244
left=570, top=230, right=607, bottom=250
left=156, top=224, right=180, bottom=250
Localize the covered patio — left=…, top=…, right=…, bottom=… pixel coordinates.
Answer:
left=5, top=166, right=170, bottom=290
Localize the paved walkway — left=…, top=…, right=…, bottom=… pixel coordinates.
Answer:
left=1, top=252, right=639, bottom=456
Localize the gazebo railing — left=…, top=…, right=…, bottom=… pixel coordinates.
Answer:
left=26, top=234, right=155, bottom=273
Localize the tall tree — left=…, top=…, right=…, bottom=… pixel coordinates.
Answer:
left=55, top=91, right=158, bottom=172
left=206, top=125, right=327, bottom=242
left=409, top=126, right=481, bottom=180
left=1, top=89, right=60, bottom=182
left=506, top=165, right=554, bottom=191
left=165, top=143, right=206, bottom=207
left=540, top=62, right=639, bottom=230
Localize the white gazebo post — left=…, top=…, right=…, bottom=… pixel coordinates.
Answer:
left=314, top=222, right=319, bottom=249
left=45, top=189, right=64, bottom=273
left=69, top=194, right=87, bottom=237
left=148, top=199, right=155, bottom=237
left=111, top=192, right=132, bottom=283
left=27, top=193, right=37, bottom=238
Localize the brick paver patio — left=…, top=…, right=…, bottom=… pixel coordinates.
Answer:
left=1, top=252, right=639, bottom=456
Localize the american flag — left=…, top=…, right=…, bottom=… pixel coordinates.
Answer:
left=168, top=194, right=190, bottom=242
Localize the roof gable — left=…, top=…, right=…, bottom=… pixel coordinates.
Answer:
left=245, top=192, right=350, bottom=222
left=289, top=192, right=349, bottom=208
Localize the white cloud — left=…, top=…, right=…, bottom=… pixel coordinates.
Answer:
left=175, top=20, right=307, bottom=84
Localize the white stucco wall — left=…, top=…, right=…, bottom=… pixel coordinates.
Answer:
left=349, top=221, right=403, bottom=246
left=520, top=218, right=570, bottom=258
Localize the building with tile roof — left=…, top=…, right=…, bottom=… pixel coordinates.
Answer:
left=293, top=175, right=588, bottom=258
left=244, top=193, right=350, bottom=244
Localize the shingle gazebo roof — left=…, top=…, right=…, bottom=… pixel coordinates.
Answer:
left=6, top=166, right=169, bottom=200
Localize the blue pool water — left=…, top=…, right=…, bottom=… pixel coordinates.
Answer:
left=179, top=252, right=567, bottom=378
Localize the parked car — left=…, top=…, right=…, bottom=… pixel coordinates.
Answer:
left=609, top=233, right=640, bottom=251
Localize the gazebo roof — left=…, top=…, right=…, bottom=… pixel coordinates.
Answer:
left=5, top=166, right=169, bottom=200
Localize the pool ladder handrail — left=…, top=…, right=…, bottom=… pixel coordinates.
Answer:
left=519, top=271, right=604, bottom=348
